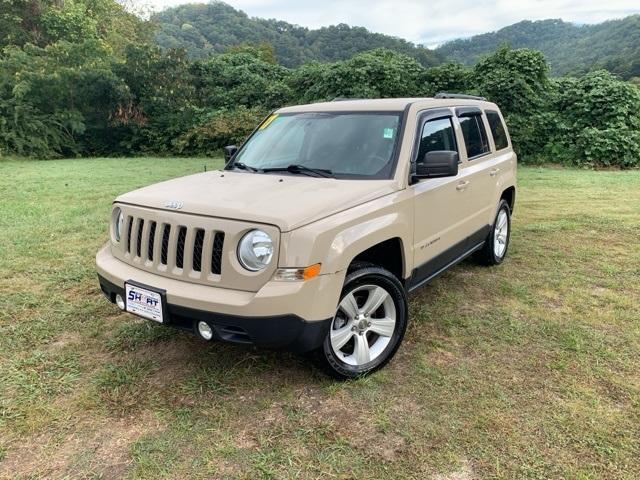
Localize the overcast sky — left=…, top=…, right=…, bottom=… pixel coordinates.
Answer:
left=142, top=0, right=640, bottom=47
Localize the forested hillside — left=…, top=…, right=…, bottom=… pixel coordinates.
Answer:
left=1, top=0, right=639, bottom=167
left=152, top=1, right=442, bottom=67
left=436, top=16, right=640, bottom=79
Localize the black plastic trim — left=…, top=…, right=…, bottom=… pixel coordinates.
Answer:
left=407, top=225, right=490, bottom=292
left=97, top=274, right=331, bottom=353
left=435, top=92, right=487, bottom=101
left=455, top=106, right=483, bottom=117
left=408, top=107, right=458, bottom=185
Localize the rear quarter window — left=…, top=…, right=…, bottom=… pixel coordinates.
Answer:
left=486, top=111, right=509, bottom=150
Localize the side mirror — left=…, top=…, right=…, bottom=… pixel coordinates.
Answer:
left=224, top=145, right=238, bottom=163
left=415, top=150, right=459, bottom=178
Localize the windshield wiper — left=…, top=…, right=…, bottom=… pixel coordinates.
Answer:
left=262, top=164, right=334, bottom=178
left=230, top=162, right=259, bottom=172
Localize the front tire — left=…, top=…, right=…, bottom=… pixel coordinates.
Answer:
left=317, top=264, right=408, bottom=379
left=476, top=199, right=511, bottom=265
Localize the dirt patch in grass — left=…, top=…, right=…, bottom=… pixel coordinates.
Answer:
left=0, top=411, right=164, bottom=479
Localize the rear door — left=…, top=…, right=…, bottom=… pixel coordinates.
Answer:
left=484, top=109, right=516, bottom=214
left=455, top=107, right=495, bottom=243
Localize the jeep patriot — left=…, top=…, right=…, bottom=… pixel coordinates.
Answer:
left=96, top=94, right=516, bottom=378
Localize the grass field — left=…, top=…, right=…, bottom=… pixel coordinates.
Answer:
left=0, top=157, right=639, bottom=479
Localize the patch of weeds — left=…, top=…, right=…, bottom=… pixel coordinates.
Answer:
left=2, top=349, right=82, bottom=402
left=93, top=359, right=155, bottom=414
left=179, top=365, right=233, bottom=396
left=130, top=433, right=180, bottom=478
left=414, top=359, right=448, bottom=387
left=107, top=320, right=177, bottom=352
left=373, top=406, right=391, bottom=434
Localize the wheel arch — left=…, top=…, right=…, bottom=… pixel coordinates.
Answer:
left=500, top=185, right=516, bottom=214
left=348, top=237, right=405, bottom=281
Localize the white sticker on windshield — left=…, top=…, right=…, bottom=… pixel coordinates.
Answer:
left=383, top=128, right=394, bottom=139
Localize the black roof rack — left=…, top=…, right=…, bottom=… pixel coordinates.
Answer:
left=435, top=92, right=487, bottom=101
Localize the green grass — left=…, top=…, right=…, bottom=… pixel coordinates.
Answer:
left=0, top=158, right=639, bottom=479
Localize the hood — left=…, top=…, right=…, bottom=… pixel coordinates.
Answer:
left=115, top=170, right=398, bottom=232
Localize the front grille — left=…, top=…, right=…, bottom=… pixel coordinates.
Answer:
left=136, top=219, right=144, bottom=257
left=176, top=226, right=187, bottom=269
left=147, top=222, right=156, bottom=261
left=160, top=224, right=171, bottom=265
left=125, top=216, right=134, bottom=253
left=193, top=229, right=205, bottom=272
left=123, top=214, right=226, bottom=278
left=211, top=232, right=225, bottom=275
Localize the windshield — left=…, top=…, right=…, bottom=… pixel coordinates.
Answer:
left=232, top=112, right=402, bottom=179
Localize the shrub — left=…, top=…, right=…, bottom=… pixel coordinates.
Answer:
left=550, top=71, right=640, bottom=167
left=174, top=106, right=268, bottom=156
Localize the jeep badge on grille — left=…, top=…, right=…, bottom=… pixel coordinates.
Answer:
left=165, top=201, right=183, bottom=210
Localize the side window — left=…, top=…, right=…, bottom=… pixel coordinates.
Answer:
left=416, top=117, right=457, bottom=162
left=486, top=111, right=509, bottom=150
left=459, top=114, right=490, bottom=159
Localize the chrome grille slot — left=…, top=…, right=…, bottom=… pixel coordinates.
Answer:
left=175, top=226, right=187, bottom=269
left=193, top=229, right=205, bottom=272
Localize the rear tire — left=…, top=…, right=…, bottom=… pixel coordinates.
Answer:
left=476, top=199, right=511, bottom=265
left=316, top=264, right=408, bottom=380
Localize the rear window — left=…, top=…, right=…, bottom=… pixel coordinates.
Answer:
left=486, top=111, right=509, bottom=150
left=459, top=114, right=490, bottom=159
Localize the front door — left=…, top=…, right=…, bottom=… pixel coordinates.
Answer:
left=410, top=109, right=476, bottom=288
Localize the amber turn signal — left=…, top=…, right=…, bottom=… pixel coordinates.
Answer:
left=274, top=263, right=321, bottom=281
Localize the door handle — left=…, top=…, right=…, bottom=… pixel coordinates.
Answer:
left=456, top=180, right=470, bottom=191
left=490, top=168, right=501, bottom=177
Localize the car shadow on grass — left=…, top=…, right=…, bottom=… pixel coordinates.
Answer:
left=98, top=318, right=327, bottom=415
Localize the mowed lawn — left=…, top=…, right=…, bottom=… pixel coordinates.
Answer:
left=0, top=157, right=639, bottom=479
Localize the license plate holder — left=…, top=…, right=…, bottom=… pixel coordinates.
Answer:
left=124, top=280, right=168, bottom=324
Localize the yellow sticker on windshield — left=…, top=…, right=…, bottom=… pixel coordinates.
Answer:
left=259, top=114, right=278, bottom=130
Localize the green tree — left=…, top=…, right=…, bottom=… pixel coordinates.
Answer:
left=552, top=71, right=640, bottom=167
left=420, top=63, right=471, bottom=96
left=190, top=49, right=292, bottom=110
left=294, top=49, right=425, bottom=102
left=114, top=44, right=197, bottom=154
left=474, top=46, right=549, bottom=116
left=0, top=40, right=129, bottom=157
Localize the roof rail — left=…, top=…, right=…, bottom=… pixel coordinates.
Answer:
left=435, top=92, right=487, bottom=101
left=331, top=97, right=364, bottom=102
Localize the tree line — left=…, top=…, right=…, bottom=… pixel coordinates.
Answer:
left=1, top=0, right=639, bottom=167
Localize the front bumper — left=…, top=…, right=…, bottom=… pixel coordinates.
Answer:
left=96, top=244, right=340, bottom=352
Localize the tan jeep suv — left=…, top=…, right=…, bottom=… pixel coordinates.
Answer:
left=96, top=94, right=516, bottom=379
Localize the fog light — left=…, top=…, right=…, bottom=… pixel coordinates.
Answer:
left=197, top=321, right=213, bottom=341
left=115, top=294, right=125, bottom=310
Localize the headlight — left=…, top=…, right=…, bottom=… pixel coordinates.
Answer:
left=112, top=207, right=124, bottom=242
left=237, top=229, right=273, bottom=271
